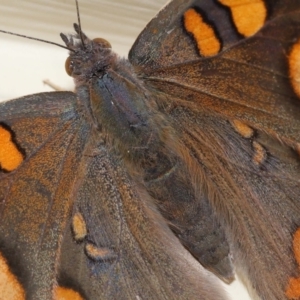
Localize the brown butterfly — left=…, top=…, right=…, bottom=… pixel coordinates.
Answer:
left=1, top=0, right=300, bottom=299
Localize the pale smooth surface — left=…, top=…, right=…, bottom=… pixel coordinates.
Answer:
left=0, top=1, right=251, bottom=299
left=0, top=0, right=168, bottom=99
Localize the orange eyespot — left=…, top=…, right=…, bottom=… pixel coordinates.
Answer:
left=65, top=56, right=72, bottom=76
left=93, top=38, right=111, bottom=49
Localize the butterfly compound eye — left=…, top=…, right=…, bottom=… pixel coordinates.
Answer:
left=93, top=38, right=111, bottom=49
left=65, top=56, right=72, bottom=76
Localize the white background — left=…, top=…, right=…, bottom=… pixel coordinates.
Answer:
left=0, top=1, right=252, bottom=299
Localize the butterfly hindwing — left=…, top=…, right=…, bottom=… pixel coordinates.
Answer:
left=58, top=144, right=228, bottom=300
left=159, top=105, right=300, bottom=299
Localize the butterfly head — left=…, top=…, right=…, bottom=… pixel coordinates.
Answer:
left=61, top=23, right=117, bottom=83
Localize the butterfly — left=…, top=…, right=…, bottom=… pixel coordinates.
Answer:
left=1, top=0, right=300, bottom=299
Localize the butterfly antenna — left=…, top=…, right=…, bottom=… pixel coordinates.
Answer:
left=75, top=0, right=85, bottom=48
left=0, top=29, right=74, bottom=51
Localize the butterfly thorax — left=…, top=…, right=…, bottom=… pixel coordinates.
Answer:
left=60, top=26, right=173, bottom=167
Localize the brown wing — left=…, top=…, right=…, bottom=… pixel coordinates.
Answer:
left=0, top=92, right=90, bottom=299
left=130, top=0, right=300, bottom=299
left=58, top=142, right=227, bottom=300
left=0, top=92, right=228, bottom=299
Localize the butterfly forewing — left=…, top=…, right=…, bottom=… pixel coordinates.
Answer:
left=58, top=144, right=227, bottom=299
left=0, top=92, right=91, bottom=298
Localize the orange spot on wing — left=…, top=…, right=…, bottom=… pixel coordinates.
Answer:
left=72, top=212, right=87, bottom=241
left=218, top=0, right=267, bottom=37
left=252, top=141, right=266, bottom=165
left=286, top=228, right=300, bottom=299
left=54, top=287, right=84, bottom=300
left=0, top=126, right=23, bottom=171
left=183, top=8, right=221, bottom=56
left=85, top=244, right=115, bottom=261
left=286, top=278, right=300, bottom=299
left=293, top=229, right=300, bottom=266
left=289, top=40, right=300, bottom=98
left=0, top=253, right=25, bottom=300
left=231, top=120, right=254, bottom=138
